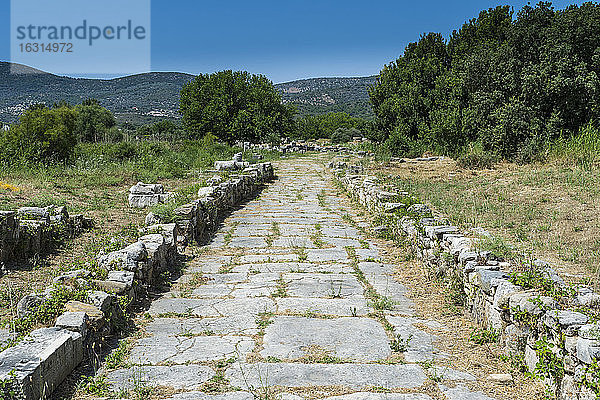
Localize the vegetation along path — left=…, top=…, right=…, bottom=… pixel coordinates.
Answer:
left=87, top=156, right=541, bottom=400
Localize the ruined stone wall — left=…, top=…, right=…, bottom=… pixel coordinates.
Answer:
left=335, top=167, right=599, bottom=400
left=0, top=206, right=90, bottom=269
left=0, top=162, right=275, bottom=400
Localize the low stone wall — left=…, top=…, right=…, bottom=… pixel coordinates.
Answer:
left=0, top=162, right=275, bottom=400
left=0, top=206, right=90, bottom=269
left=334, top=166, right=599, bottom=400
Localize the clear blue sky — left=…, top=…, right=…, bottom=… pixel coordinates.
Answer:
left=0, top=0, right=582, bottom=83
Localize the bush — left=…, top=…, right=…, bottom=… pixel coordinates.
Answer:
left=456, top=142, right=497, bottom=170
left=0, top=105, right=78, bottom=166
left=331, top=127, right=361, bottom=144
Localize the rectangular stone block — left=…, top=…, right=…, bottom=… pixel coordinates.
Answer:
left=0, top=327, right=83, bottom=400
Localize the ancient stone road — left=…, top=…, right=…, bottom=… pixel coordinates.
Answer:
left=105, top=157, right=495, bottom=400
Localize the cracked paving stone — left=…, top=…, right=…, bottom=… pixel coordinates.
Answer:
left=305, top=248, right=350, bottom=263
left=128, top=335, right=254, bottom=364
left=276, top=297, right=372, bottom=316
left=107, top=365, right=214, bottom=391
left=261, top=316, right=391, bottom=361
left=228, top=237, right=268, bottom=248
left=144, top=316, right=258, bottom=336
left=285, top=273, right=364, bottom=298
left=225, top=363, right=427, bottom=389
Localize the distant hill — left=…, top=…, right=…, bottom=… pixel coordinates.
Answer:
left=276, top=76, right=376, bottom=119
left=0, top=62, right=376, bottom=125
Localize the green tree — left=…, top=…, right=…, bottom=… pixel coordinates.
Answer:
left=74, top=99, right=116, bottom=142
left=180, top=70, right=295, bottom=144
left=0, top=104, right=78, bottom=165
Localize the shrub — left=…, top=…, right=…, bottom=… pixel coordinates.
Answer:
left=0, top=105, right=78, bottom=166
left=456, top=142, right=497, bottom=170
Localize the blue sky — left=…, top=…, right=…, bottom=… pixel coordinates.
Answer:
left=0, top=0, right=582, bottom=83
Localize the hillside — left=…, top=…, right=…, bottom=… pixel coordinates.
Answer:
left=0, top=62, right=376, bottom=124
left=276, top=76, right=376, bottom=119
left=0, top=62, right=194, bottom=125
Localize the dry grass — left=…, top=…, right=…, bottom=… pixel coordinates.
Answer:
left=377, top=157, right=600, bottom=282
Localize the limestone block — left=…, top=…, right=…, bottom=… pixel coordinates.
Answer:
left=107, top=270, right=135, bottom=288
left=503, top=324, right=530, bottom=355
left=17, top=207, right=50, bottom=222
left=65, top=301, right=103, bottom=324
left=214, top=160, right=250, bottom=171
left=543, top=310, right=588, bottom=335
left=0, top=327, right=83, bottom=400
left=52, top=269, right=91, bottom=284
left=55, top=311, right=88, bottom=337
left=509, top=291, right=558, bottom=316
left=576, top=337, right=600, bottom=363
left=87, top=290, right=113, bottom=312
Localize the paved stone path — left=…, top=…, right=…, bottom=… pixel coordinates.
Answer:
left=106, top=157, right=495, bottom=400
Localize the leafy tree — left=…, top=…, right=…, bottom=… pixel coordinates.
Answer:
left=0, top=104, right=78, bottom=164
left=180, top=70, right=295, bottom=144
left=294, top=112, right=368, bottom=140
left=74, top=98, right=116, bottom=142
left=370, top=2, right=600, bottom=162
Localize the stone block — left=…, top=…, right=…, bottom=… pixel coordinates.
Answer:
left=16, top=294, right=44, bottom=318
left=543, top=310, right=588, bottom=335
left=87, top=290, right=113, bottom=312
left=0, top=327, right=83, bottom=400
left=55, top=311, right=89, bottom=337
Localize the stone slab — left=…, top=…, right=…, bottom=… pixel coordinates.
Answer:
left=285, top=273, right=364, bottom=299
left=128, top=335, right=254, bottom=364
left=144, top=316, right=258, bottom=337
left=107, top=365, right=214, bottom=390
left=225, top=363, right=427, bottom=389
left=276, top=297, right=372, bottom=316
left=0, top=328, right=83, bottom=400
left=261, top=316, right=390, bottom=361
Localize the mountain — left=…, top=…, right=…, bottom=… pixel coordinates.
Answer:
left=0, top=62, right=376, bottom=125
left=276, top=76, right=376, bottom=119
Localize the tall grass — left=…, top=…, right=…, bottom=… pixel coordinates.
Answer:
left=2, top=138, right=239, bottom=184
left=551, top=123, right=600, bottom=170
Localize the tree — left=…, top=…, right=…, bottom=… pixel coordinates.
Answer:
left=369, top=2, right=600, bottom=161
left=180, top=70, right=295, bottom=144
left=74, top=99, right=116, bottom=142
left=0, top=104, right=78, bottom=165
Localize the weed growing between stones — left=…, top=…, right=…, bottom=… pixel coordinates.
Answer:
left=104, top=338, right=133, bottom=369
left=311, top=224, right=325, bottom=248
left=256, top=311, right=274, bottom=330
left=77, top=375, right=112, bottom=397
left=469, top=327, right=499, bottom=344
left=390, top=333, right=413, bottom=353
left=271, top=274, right=289, bottom=298
left=317, top=189, right=327, bottom=207
left=346, top=246, right=397, bottom=311
left=293, top=247, right=308, bottom=262
left=582, top=359, right=600, bottom=397
left=296, top=344, right=347, bottom=364
left=0, top=370, right=18, bottom=400
left=11, top=283, right=90, bottom=334
left=533, top=336, right=564, bottom=384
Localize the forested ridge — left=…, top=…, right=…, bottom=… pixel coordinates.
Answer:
left=369, top=2, right=600, bottom=162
